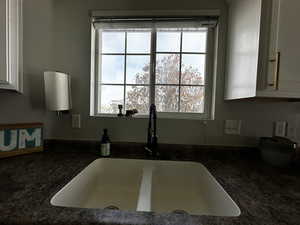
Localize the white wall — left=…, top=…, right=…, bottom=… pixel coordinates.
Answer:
left=0, top=0, right=56, bottom=138
left=1, top=0, right=300, bottom=147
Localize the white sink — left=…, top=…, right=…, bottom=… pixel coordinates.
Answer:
left=51, top=158, right=240, bottom=217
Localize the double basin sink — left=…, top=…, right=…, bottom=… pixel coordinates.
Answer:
left=51, top=158, right=240, bottom=216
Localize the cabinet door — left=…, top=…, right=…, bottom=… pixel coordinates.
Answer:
left=0, top=0, right=8, bottom=84
left=268, top=0, right=300, bottom=94
left=8, top=0, right=21, bottom=89
left=0, top=0, right=22, bottom=92
left=225, top=0, right=262, bottom=99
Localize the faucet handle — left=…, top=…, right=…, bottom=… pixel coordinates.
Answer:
left=144, top=146, right=153, bottom=154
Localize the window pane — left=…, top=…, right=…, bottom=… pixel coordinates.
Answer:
left=101, top=32, right=125, bottom=53
left=155, top=85, right=179, bottom=112
left=182, top=31, right=207, bottom=53
left=126, top=56, right=150, bottom=84
left=127, top=32, right=151, bottom=53
left=125, top=86, right=149, bottom=114
left=156, top=31, right=181, bottom=52
left=181, top=54, right=206, bottom=85
left=156, top=54, right=180, bottom=84
left=101, top=55, right=124, bottom=84
left=180, top=86, right=204, bottom=113
left=99, top=85, right=124, bottom=113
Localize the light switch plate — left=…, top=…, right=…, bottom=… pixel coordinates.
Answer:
left=224, top=120, right=242, bottom=135
left=274, top=121, right=287, bottom=137
left=72, top=114, right=81, bottom=129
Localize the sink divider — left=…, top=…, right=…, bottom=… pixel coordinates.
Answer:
left=136, top=165, right=154, bottom=212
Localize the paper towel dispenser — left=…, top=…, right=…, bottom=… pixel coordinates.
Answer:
left=44, top=71, right=72, bottom=114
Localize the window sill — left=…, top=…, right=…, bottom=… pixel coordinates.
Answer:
left=92, top=114, right=148, bottom=119
left=91, top=113, right=213, bottom=120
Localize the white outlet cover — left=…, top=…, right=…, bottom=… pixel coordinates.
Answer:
left=274, top=121, right=287, bottom=137
left=287, top=125, right=296, bottom=140
left=224, top=120, right=241, bottom=135
left=72, top=114, right=81, bottom=128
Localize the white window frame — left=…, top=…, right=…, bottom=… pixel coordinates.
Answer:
left=90, top=10, right=219, bottom=120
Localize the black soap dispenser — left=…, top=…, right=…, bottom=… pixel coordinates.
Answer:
left=100, top=129, right=111, bottom=157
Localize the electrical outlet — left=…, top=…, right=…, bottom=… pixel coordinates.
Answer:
left=72, top=114, right=81, bottom=128
left=224, top=120, right=242, bottom=135
left=274, top=121, right=287, bottom=137
left=287, top=125, right=296, bottom=140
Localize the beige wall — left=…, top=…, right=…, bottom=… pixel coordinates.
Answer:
left=0, top=0, right=56, bottom=138
left=1, top=0, right=300, bottom=146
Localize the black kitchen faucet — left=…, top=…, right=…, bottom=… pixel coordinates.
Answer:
left=145, top=104, right=159, bottom=158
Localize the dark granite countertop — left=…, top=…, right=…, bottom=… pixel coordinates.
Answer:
left=1, top=144, right=300, bottom=225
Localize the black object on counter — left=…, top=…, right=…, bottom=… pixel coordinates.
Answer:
left=125, top=109, right=138, bottom=117
left=118, top=105, right=124, bottom=117
left=100, top=129, right=111, bottom=157
left=259, top=136, right=297, bottom=167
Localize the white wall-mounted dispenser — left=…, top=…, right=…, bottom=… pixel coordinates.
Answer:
left=44, top=71, right=72, bottom=115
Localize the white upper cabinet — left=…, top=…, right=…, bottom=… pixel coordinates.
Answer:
left=267, top=0, right=300, bottom=96
left=225, top=0, right=300, bottom=100
left=0, top=0, right=8, bottom=84
left=0, top=0, right=23, bottom=93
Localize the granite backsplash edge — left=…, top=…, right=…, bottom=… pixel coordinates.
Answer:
left=44, top=139, right=300, bottom=167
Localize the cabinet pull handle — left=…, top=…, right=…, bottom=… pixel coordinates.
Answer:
left=268, top=52, right=281, bottom=90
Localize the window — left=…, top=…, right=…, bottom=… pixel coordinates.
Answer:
left=90, top=16, right=216, bottom=119
left=98, top=30, right=151, bottom=114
